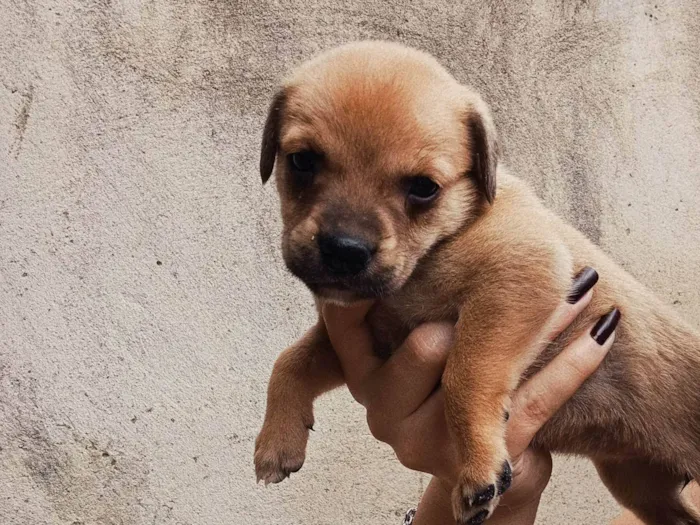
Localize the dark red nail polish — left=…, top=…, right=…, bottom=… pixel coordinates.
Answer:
left=567, top=267, right=599, bottom=304
left=591, top=308, right=621, bottom=345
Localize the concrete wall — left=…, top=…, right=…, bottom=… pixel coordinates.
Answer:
left=1, top=1, right=699, bottom=524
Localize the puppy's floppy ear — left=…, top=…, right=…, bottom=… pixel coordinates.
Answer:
left=464, top=94, right=499, bottom=204
left=260, top=89, right=288, bottom=184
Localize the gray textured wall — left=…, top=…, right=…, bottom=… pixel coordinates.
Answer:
left=1, top=1, right=699, bottom=524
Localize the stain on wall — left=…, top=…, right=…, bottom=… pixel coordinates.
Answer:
left=0, top=367, right=152, bottom=524
left=7, top=85, right=34, bottom=159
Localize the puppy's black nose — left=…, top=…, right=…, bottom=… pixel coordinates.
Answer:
left=317, top=233, right=375, bottom=276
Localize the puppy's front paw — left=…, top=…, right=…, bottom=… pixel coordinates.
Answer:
left=452, top=461, right=512, bottom=524
left=254, top=417, right=311, bottom=485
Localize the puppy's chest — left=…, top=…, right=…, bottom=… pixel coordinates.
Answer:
left=366, top=282, right=460, bottom=359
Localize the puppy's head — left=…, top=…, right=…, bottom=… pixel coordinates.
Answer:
left=260, top=41, right=499, bottom=304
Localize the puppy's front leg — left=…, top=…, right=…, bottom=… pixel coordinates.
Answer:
left=444, top=290, right=559, bottom=523
left=254, top=321, right=344, bottom=484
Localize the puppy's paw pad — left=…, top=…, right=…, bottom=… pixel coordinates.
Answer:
left=471, top=484, right=495, bottom=507
left=497, top=461, right=512, bottom=495
left=254, top=454, right=305, bottom=485
left=453, top=480, right=497, bottom=524
left=254, top=422, right=309, bottom=485
left=453, top=460, right=512, bottom=524
left=467, top=510, right=489, bottom=524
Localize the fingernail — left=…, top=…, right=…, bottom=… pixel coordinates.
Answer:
left=567, top=267, right=599, bottom=304
left=590, top=308, right=621, bottom=345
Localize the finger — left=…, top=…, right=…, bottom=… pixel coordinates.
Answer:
left=364, top=323, right=453, bottom=420
left=398, top=389, right=460, bottom=482
left=544, top=289, right=593, bottom=341
left=322, top=301, right=381, bottom=404
left=496, top=448, right=552, bottom=511
left=566, top=267, right=599, bottom=305
left=543, top=267, right=599, bottom=342
left=507, top=309, right=620, bottom=455
left=525, top=268, right=597, bottom=362
left=682, top=482, right=700, bottom=513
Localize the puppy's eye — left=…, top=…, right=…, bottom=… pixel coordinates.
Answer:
left=407, top=176, right=440, bottom=203
left=288, top=151, right=319, bottom=188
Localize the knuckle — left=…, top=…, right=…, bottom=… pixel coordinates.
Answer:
left=365, top=409, right=392, bottom=443
left=555, top=305, right=578, bottom=329
left=394, top=438, right=423, bottom=471
left=559, top=355, right=592, bottom=379
left=547, top=305, right=578, bottom=338
left=347, top=383, right=365, bottom=405
left=519, top=388, right=553, bottom=424
left=516, top=450, right=553, bottom=494
left=405, top=323, right=453, bottom=364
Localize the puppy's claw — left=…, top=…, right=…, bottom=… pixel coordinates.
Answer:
left=254, top=420, right=309, bottom=486
left=453, top=460, right=512, bottom=524
left=471, top=484, right=495, bottom=507
left=255, top=455, right=304, bottom=486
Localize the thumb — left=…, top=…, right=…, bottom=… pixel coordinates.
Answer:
left=322, top=300, right=379, bottom=404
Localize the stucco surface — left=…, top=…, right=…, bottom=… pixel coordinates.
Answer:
left=1, top=1, right=699, bottom=524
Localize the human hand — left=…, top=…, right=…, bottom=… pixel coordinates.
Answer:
left=412, top=278, right=619, bottom=524
left=322, top=268, right=618, bottom=523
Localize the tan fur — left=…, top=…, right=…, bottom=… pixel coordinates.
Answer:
left=254, top=41, right=700, bottom=524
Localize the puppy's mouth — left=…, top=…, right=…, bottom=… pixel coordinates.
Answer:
left=304, top=276, right=394, bottom=302
left=312, top=286, right=368, bottom=305
left=282, top=232, right=407, bottom=302
left=306, top=283, right=389, bottom=303
left=285, top=259, right=397, bottom=302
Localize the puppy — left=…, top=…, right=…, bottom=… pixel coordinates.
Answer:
left=253, top=41, right=700, bottom=525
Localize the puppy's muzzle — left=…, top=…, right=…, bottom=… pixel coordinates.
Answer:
left=317, top=232, right=376, bottom=276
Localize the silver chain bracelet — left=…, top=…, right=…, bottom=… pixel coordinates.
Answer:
left=403, top=508, right=416, bottom=525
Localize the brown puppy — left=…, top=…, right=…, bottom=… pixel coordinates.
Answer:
left=253, top=41, right=700, bottom=524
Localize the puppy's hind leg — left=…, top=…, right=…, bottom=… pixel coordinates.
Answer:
left=254, top=321, right=344, bottom=484
left=596, top=459, right=700, bottom=525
